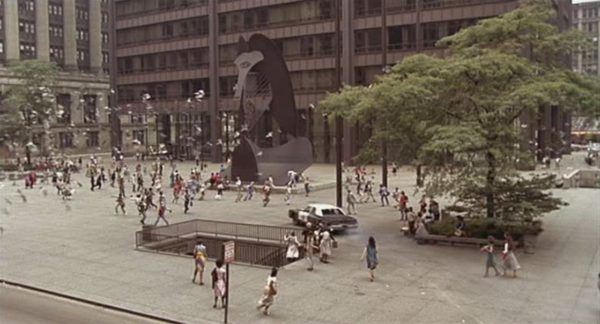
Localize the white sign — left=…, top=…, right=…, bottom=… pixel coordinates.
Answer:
left=223, top=241, right=235, bottom=264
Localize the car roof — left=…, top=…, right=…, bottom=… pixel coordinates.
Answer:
left=308, top=203, right=340, bottom=209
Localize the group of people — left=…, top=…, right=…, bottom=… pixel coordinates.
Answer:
left=191, top=241, right=279, bottom=316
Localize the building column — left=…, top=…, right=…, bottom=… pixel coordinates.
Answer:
left=35, top=0, right=50, bottom=61
left=208, top=0, right=220, bottom=162
left=342, top=0, right=354, bottom=163
left=3, top=0, right=20, bottom=61
left=89, top=0, right=102, bottom=73
left=63, top=0, right=78, bottom=70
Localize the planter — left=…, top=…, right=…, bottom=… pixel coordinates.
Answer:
left=521, top=234, right=538, bottom=254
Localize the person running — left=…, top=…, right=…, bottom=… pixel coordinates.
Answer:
left=135, top=194, right=147, bottom=224
left=256, top=267, right=278, bottom=316
left=262, top=182, right=271, bottom=207
left=480, top=237, right=501, bottom=277
left=114, top=193, right=126, bottom=215
left=211, top=259, right=227, bottom=308
left=362, top=181, right=377, bottom=203
left=192, top=241, right=208, bottom=285
left=284, top=231, right=300, bottom=263
left=215, top=183, right=224, bottom=200
left=360, top=236, right=378, bottom=282
left=502, top=233, right=521, bottom=278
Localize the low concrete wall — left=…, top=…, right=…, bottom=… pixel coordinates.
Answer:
left=563, top=169, right=600, bottom=188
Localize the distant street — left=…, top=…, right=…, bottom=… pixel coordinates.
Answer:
left=0, top=285, right=162, bottom=324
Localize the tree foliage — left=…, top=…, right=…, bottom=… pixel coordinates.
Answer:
left=320, top=0, right=600, bottom=220
left=0, top=60, right=59, bottom=161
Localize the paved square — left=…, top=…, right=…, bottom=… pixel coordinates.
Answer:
left=0, top=160, right=598, bottom=323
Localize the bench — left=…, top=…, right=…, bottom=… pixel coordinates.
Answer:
left=415, top=233, right=504, bottom=247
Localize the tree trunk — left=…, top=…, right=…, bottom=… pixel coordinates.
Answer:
left=25, top=146, right=32, bottom=167
left=416, top=164, right=423, bottom=187
left=485, top=150, right=496, bottom=218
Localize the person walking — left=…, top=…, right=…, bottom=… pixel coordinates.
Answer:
left=154, top=201, right=170, bottom=226
left=319, top=230, right=333, bottom=263
left=379, top=184, right=390, bottom=206
left=135, top=194, right=147, bottom=224
left=211, top=259, right=227, bottom=308
left=284, top=231, right=300, bottom=263
left=256, top=267, right=278, bottom=316
left=183, top=189, right=192, bottom=214
left=502, top=233, right=521, bottom=277
left=303, top=223, right=316, bottom=271
left=114, top=193, right=126, bottom=215
left=243, top=181, right=255, bottom=201
left=304, top=177, right=311, bottom=197
left=360, top=236, right=378, bottom=282
left=407, top=207, right=417, bottom=235
left=398, top=191, right=408, bottom=220
left=362, top=181, right=377, bottom=203
left=284, top=185, right=293, bottom=205
left=234, top=177, right=243, bottom=203
left=192, top=241, right=208, bottom=285
left=346, top=189, right=358, bottom=215
left=480, top=237, right=501, bottom=277
left=215, top=182, right=224, bottom=200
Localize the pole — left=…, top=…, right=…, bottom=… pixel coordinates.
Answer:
left=335, top=0, right=343, bottom=208
left=224, top=262, right=230, bottom=323
left=381, top=0, right=388, bottom=187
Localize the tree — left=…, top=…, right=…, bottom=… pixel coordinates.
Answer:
left=0, top=60, right=59, bottom=165
left=321, top=0, right=600, bottom=221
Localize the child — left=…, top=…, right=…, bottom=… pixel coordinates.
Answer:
left=115, top=193, right=126, bottom=215
left=480, top=236, right=501, bottom=277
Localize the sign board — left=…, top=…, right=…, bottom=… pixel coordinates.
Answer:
left=223, top=241, right=235, bottom=264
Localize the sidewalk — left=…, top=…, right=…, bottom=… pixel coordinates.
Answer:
left=0, top=166, right=598, bottom=323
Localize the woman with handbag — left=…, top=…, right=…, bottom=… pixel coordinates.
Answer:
left=257, top=267, right=278, bottom=315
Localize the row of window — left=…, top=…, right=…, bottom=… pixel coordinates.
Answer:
left=77, top=29, right=89, bottom=41
left=20, top=43, right=36, bottom=58
left=77, top=7, right=89, bottom=21
left=117, top=48, right=209, bottom=74
left=117, top=17, right=209, bottom=46
left=575, top=7, right=599, bottom=19
left=19, top=0, right=35, bottom=13
left=50, top=46, right=64, bottom=60
left=49, top=3, right=63, bottom=16
left=19, top=21, right=36, bottom=35
left=355, top=0, right=503, bottom=17
left=218, top=0, right=333, bottom=34
left=50, top=25, right=64, bottom=38
left=116, top=0, right=207, bottom=17
left=56, top=131, right=99, bottom=148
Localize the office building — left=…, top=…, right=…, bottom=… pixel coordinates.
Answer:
left=113, top=0, right=572, bottom=162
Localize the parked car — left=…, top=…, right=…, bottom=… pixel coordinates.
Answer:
left=588, top=142, right=600, bottom=157
left=289, top=203, right=358, bottom=231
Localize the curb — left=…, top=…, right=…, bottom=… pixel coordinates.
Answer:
left=0, top=279, right=183, bottom=324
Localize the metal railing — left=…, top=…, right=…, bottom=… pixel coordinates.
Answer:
left=135, top=219, right=303, bottom=267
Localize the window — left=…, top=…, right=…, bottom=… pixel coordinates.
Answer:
left=102, top=12, right=109, bottom=25
left=56, top=94, right=71, bottom=124
left=102, top=52, right=109, bottom=64
left=19, top=0, right=35, bottom=12
left=132, top=130, right=145, bottom=145
left=82, top=95, right=97, bottom=124
left=102, top=32, right=109, bottom=44
left=0, top=42, right=4, bottom=55
left=59, top=132, right=74, bottom=148
left=19, top=43, right=36, bottom=58
left=49, top=4, right=63, bottom=16
left=19, top=21, right=35, bottom=35
left=86, top=131, right=99, bottom=147
left=131, top=114, right=145, bottom=124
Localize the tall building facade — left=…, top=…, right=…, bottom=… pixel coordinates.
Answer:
left=0, top=0, right=112, bottom=157
left=113, top=0, right=571, bottom=163
left=573, top=1, right=600, bottom=76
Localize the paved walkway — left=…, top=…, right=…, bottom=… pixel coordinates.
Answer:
left=0, top=163, right=598, bottom=323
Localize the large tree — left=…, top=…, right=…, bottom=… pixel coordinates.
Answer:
left=320, top=0, right=600, bottom=220
left=0, top=60, right=59, bottom=165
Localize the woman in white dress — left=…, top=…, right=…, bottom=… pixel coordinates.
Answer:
left=319, top=231, right=333, bottom=263
left=284, top=232, right=300, bottom=262
left=502, top=233, right=521, bottom=278
left=257, top=267, right=278, bottom=315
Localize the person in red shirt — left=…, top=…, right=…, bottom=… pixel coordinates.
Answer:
left=399, top=191, right=408, bottom=220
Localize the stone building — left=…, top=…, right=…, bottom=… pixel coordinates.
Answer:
left=0, top=0, right=111, bottom=159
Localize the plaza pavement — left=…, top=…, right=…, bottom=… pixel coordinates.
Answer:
left=0, top=160, right=598, bottom=324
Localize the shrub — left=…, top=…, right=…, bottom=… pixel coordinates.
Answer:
left=428, top=216, right=543, bottom=242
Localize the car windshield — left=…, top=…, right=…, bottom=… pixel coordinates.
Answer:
left=321, top=208, right=344, bottom=217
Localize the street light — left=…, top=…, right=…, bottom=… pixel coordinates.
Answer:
left=335, top=0, right=343, bottom=208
